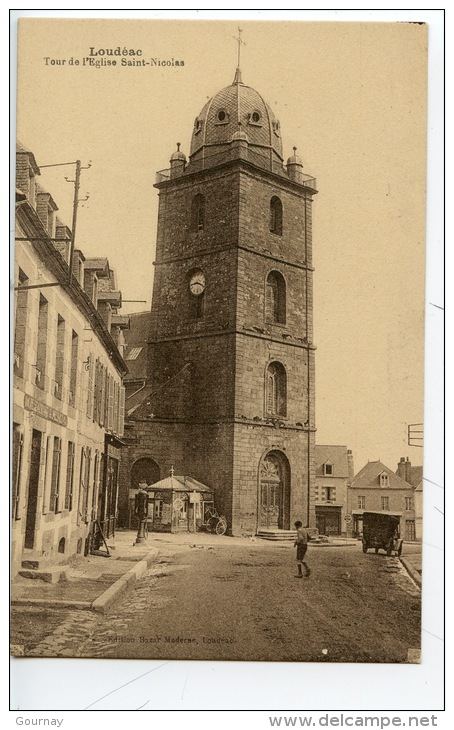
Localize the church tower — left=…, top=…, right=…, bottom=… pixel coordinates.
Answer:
left=145, top=66, right=317, bottom=534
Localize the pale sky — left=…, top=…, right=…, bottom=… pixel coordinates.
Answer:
left=15, top=15, right=433, bottom=474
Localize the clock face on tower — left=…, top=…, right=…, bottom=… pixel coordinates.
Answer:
left=189, top=269, right=206, bottom=296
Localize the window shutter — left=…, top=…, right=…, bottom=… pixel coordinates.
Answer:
left=118, top=386, right=125, bottom=437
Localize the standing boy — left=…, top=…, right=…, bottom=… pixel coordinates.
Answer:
left=294, top=520, right=311, bottom=578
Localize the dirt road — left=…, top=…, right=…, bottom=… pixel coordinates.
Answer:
left=11, top=539, right=421, bottom=663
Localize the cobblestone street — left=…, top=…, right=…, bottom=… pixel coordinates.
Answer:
left=11, top=538, right=421, bottom=663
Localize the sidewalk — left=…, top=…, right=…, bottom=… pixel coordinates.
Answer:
left=400, top=552, right=422, bottom=587
left=11, top=530, right=160, bottom=614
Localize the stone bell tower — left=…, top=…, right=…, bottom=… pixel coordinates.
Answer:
left=143, top=65, right=317, bottom=534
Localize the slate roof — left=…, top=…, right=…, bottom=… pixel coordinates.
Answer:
left=190, top=70, right=283, bottom=165
left=315, top=445, right=349, bottom=478
left=123, top=311, right=151, bottom=383
left=407, top=465, right=423, bottom=488
left=351, top=460, right=413, bottom=490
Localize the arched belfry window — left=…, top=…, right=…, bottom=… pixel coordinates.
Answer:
left=270, top=196, right=283, bottom=235
left=265, top=271, right=286, bottom=324
left=191, top=193, right=205, bottom=232
left=266, top=362, right=287, bottom=417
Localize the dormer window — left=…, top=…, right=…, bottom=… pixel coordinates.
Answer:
left=194, top=118, right=203, bottom=134
left=272, top=120, right=281, bottom=137
left=380, top=473, right=389, bottom=487
left=248, top=111, right=262, bottom=125
left=323, top=462, right=333, bottom=476
left=215, top=109, right=229, bottom=125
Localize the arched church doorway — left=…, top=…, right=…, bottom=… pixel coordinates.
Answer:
left=259, top=450, right=291, bottom=530
left=131, top=457, right=160, bottom=488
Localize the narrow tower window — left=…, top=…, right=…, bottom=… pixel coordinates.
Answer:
left=266, top=362, right=287, bottom=417
left=270, top=196, right=283, bottom=235
left=191, top=193, right=205, bottom=232
left=265, top=271, right=286, bottom=324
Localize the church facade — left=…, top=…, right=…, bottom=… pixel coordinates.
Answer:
left=120, top=68, right=317, bottom=535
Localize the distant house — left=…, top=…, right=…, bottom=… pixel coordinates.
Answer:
left=396, top=456, right=423, bottom=541
left=349, top=460, right=416, bottom=541
left=314, top=445, right=354, bottom=536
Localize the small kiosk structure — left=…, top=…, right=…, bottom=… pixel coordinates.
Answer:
left=145, top=471, right=215, bottom=533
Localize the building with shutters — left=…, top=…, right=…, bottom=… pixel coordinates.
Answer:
left=12, top=143, right=128, bottom=578
left=119, top=65, right=318, bottom=535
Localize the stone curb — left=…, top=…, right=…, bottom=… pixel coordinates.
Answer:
left=400, top=556, right=422, bottom=587
left=11, top=598, right=92, bottom=610
left=91, top=548, right=159, bottom=614
left=11, top=548, right=160, bottom=613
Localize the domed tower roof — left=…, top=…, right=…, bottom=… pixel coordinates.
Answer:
left=189, top=68, right=283, bottom=172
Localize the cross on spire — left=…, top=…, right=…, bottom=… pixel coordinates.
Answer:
left=233, top=25, right=245, bottom=69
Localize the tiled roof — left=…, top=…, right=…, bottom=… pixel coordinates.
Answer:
left=351, top=460, right=412, bottom=490
left=147, top=475, right=214, bottom=493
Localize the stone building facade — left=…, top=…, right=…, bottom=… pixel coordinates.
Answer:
left=120, top=67, right=318, bottom=535
left=314, top=445, right=354, bottom=536
left=12, top=144, right=127, bottom=577
left=349, top=460, right=417, bottom=542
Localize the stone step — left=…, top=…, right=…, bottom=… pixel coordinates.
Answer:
left=18, top=566, right=70, bottom=584
left=257, top=530, right=296, bottom=541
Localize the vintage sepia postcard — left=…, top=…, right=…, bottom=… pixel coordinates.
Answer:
left=11, top=14, right=439, bottom=706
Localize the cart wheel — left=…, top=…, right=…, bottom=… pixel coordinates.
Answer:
left=362, top=542, right=368, bottom=553
left=215, top=520, right=227, bottom=536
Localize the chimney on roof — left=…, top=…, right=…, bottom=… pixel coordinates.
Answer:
left=405, top=456, right=412, bottom=484
left=54, top=221, right=71, bottom=265
left=71, top=250, right=85, bottom=285
left=98, top=300, right=112, bottom=331
left=397, top=456, right=406, bottom=481
left=347, top=449, right=354, bottom=484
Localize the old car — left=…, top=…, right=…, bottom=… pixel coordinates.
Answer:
left=362, top=511, right=403, bottom=556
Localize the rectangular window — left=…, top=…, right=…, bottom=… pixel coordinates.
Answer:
left=154, top=500, right=163, bottom=519
left=405, top=520, right=416, bottom=541
left=118, top=386, right=125, bottom=437
left=78, top=447, right=91, bottom=525
left=84, top=448, right=91, bottom=523
left=54, top=315, right=65, bottom=399
left=358, top=496, right=365, bottom=510
left=380, top=473, right=389, bottom=487
left=324, top=463, right=333, bottom=476
left=113, top=381, right=119, bottom=434
left=87, top=354, right=94, bottom=419
left=41, top=435, right=51, bottom=514
left=381, top=496, right=390, bottom=511
left=14, top=269, right=29, bottom=379
left=91, top=451, right=99, bottom=522
left=36, top=294, right=49, bottom=389
left=49, top=437, right=62, bottom=512
left=405, top=497, right=413, bottom=510
left=65, top=441, right=75, bottom=510
left=107, top=374, right=114, bottom=431
left=69, top=331, right=78, bottom=407
left=12, top=424, right=24, bottom=519
left=323, top=486, right=336, bottom=502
